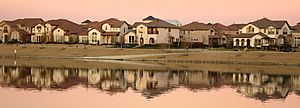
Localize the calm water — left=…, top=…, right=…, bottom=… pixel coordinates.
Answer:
left=1, top=61, right=300, bottom=108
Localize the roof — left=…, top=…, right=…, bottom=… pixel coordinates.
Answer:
left=13, top=18, right=44, bottom=28
left=249, top=18, right=289, bottom=29
left=82, top=20, right=92, bottom=23
left=212, top=23, right=231, bottom=31
left=143, top=16, right=157, bottom=21
left=232, top=32, right=269, bottom=38
left=292, top=23, right=300, bottom=32
left=144, top=19, right=179, bottom=28
left=13, top=29, right=31, bottom=36
left=84, top=18, right=128, bottom=32
left=101, top=32, right=119, bottom=36
left=228, top=24, right=247, bottom=31
left=0, top=21, right=18, bottom=28
left=181, top=22, right=213, bottom=30
left=46, top=19, right=87, bottom=35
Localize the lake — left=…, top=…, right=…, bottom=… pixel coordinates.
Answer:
left=0, top=58, right=300, bottom=108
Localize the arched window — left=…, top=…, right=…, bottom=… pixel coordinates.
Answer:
left=92, top=32, right=97, bottom=35
left=241, top=39, right=245, bottom=46
left=236, top=39, right=240, bottom=46
left=247, top=26, right=254, bottom=33
left=140, top=37, right=144, bottom=45
left=149, top=38, right=155, bottom=44
left=246, top=39, right=251, bottom=47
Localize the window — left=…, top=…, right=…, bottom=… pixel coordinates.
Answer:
left=149, top=38, right=155, bottom=44
left=241, top=39, right=245, bottom=46
left=124, top=28, right=126, bottom=33
left=37, top=26, right=42, bottom=32
left=92, top=36, right=97, bottom=42
left=268, top=29, right=275, bottom=35
left=3, top=27, right=8, bottom=33
left=283, top=28, right=288, bottom=35
left=58, top=30, right=60, bottom=32
left=105, top=26, right=108, bottom=30
left=129, top=36, right=135, bottom=43
left=92, top=32, right=97, bottom=35
left=246, top=26, right=254, bottom=33
left=210, top=30, right=214, bottom=35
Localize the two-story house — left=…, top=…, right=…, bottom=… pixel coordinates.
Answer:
left=233, top=18, right=292, bottom=48
left=0, top=18, right=44, bottom=43
left=133, top=16, right=180, bottom=46
left=84, top=18, right=129, bottom=45
left=292, top=22, right=300, bottom=47
left=180, top=22, right=216, bottom=48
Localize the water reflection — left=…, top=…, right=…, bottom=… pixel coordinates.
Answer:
left=0, top=65, right=300, bottom=101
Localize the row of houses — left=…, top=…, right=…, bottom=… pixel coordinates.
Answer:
left=0, top=16, right=300, bottom=48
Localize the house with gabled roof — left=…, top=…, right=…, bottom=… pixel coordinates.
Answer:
left=180, top=21, right=216, bottom=47
left=84, top=18, right=129, bottom=45
left=11, top=29, right=31, bottom=43
left=132, top=16, right=180, bottom=46
left=0, top=18, right=44, bottom=43
left=233, top=18, right=292, bottom=48
left=291, top=22, right=300, bottom=47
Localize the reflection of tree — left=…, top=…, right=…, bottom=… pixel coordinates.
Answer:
left=0, top=65, right=300, bottom=101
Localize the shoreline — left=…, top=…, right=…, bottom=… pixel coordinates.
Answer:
left=1, top=44, right=300, bottom=67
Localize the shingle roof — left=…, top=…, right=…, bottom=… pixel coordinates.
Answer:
left=84, top=18, right=128, bottom=32
left=46, top=19, right=87, bottom=35
left=14, top=29, right=31, bottom=36
left=82, top=20, right=92, bottom=23
left=144, top=19, right=179, bottom=28
left=292, top=23, right=300, bottom=32
left=228, top=24, right=247, bottom=31
left=180, top=22, right=213, bottom=30
left=250, top=18, right=288, bottom=29
left=13, top=18, right=44, bottom=28
left=0, top=21, right=18, bottom=28
left=143, top=16, right=157, bottom=21
left=212, top=23, right=231, bottom=31
left=102, top=32, right=119, bottom=36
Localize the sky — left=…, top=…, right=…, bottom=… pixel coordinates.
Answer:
left=0, top=0, right=299, bottom=25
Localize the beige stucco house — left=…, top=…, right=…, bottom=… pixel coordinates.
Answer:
left=130, top=16, right=180, bottom=46
left=180, top=22, right=216, bottom=47
left=83, top=18, right=129, bottom=45
left=291, top=23, right=300, bottom=47
left=233, top=18, right=292, bottom=48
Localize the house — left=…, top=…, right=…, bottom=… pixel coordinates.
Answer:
left=124, top=30, right=137, bottom=45
left=50, top=19, right=87, bottom=43
left=10, top=29, right=31, bottom=43
left=233, top=18, right=292, bottom=48
left=133, top=16, right=180, bottom=46
left=291, top=22, right=300, bottom=47
left=0, top=21, right=18, bottom=43
left=232, top=32, right=271, bottom=47
left=84, top=18, right=129, bottom=45
left=0, top=18, right=44, bottom=43
left=180, top=21, right=216, bottom=48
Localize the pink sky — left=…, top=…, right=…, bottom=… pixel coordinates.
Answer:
left=0, top=0, right=299, bottom=25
